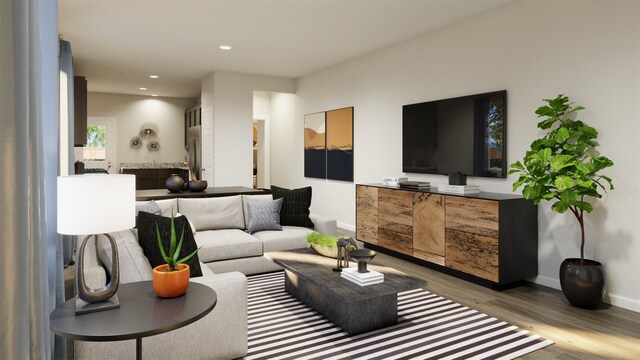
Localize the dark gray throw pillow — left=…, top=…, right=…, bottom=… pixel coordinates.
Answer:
left=246, top=198, right=284, bottom=234
left=136, top=211, right=203, bottom=278
left=271, top=185, right=314, bottom=228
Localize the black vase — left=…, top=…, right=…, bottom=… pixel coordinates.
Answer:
left=559, top=258, right=605, bottom=308
left=165, top=174, right=184, bottom=193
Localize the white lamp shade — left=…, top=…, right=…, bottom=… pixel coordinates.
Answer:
left=57, top=174, right=136, bottom=235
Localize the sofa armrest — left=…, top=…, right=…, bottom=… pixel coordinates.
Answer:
left=310, top=213, right=337, bottom=236
left=74, top=272, right=248, bottom=360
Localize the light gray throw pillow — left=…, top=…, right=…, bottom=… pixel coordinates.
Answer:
left=246, top=198, right=283, bottom=234
left=241, top=194, right=273, bottom=228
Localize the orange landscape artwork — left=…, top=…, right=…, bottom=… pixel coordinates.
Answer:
left=326, top=107, right=353, bottom=181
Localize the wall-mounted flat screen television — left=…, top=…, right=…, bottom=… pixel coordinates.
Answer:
left=402, top=90, right=507, bottom=178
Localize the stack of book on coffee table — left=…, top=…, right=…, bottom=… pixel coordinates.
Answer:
left=398, top=180, right=430, bottom=190
left=341, top=268, right=384, bottom=286
left=438, top=184, right=480, bottom=194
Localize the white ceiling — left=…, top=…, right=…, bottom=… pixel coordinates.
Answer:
left=59, top=0, right=513, bottom=98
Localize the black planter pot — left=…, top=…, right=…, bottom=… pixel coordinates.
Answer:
left=559, top=258, right=605, bottom=308
left=165, top=174, right=184, bottom=193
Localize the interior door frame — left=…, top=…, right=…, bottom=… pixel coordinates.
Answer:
left=85, top=117, right=118, bottom=173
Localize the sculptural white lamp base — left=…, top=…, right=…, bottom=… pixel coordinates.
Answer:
left=57, top=174, right=135, bottom=315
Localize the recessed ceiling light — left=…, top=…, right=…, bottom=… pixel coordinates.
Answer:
left=149, top=75, right=159, bottom=79
left=219, top=45, right=232, bottom=50
left=139, top=87, right=147, bottom=90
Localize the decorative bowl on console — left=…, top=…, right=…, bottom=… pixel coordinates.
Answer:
left=188, top=180, right=208, bottom=192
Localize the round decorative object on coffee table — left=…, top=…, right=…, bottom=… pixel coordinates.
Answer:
left=165, top=174, right=184, bottom=193
left=349, top=249, right=377, bottom=273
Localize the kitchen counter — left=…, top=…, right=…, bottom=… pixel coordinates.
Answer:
left=136, top=186, right=269, bottom=201
left=120, top=162, right=189, bottom=172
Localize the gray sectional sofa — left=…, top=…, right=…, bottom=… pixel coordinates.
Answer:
left=74, top=193, right=336, bottom=360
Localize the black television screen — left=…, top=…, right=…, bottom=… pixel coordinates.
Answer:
left=402, top=90, right=507, bottom=178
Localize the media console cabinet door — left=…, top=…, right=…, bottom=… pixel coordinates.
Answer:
left=356, top=186, right=379, bottom=245
left=445, top=196, right=500, bottom=282
left=445, top=197, right=499, bottom=238
left=378, top=188, right=413, bottom=255
left=413, top=193, right=445, bottom=265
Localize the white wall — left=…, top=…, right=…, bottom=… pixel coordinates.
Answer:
left=200, top=71, right=295, bottom=187
left=88, top=92, right=197, bottom=170
left=253, top=91, right=272, bottom=188
left=271, top=0, right=640, bottom=311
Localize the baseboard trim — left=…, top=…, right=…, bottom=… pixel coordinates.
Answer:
left=531, top=275, right=640, bottom=313
left=606, top=293, right=640, bottom=313
left=531, top=274, right=561, bottom=290
left=337, top=222, right=355, bottom=233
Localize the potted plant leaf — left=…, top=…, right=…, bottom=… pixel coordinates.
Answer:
left=510, top=94, right=613, bottom=308
left=152, top=212, right=200, bottom=298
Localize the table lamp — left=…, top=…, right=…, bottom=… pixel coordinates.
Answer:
left=57, top=174, right=135, bottom=314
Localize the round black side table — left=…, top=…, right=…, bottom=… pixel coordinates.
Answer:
left=50, top=281, right=217, bottom=360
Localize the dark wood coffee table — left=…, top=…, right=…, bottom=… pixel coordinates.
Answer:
left=265, top=248, right=426, bottom=335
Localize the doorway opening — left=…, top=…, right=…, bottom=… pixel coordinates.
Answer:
left=84, top=117, right=117, bottom=173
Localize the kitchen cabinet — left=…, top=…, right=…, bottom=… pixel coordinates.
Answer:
left=122, top=168, right=188, bottom=190
left=74, top=76, right=87, bottom=146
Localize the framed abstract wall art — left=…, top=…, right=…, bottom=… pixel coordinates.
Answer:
left=326, top=107, right=353, bottom=181
left=303, top=107, right=354, bottom=182
left=304, top=112, right=326, bottom=179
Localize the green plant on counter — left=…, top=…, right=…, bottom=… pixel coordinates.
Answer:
left=156, top=211, right=201, bottom=271
left=509, top=94, right=614, bottom=263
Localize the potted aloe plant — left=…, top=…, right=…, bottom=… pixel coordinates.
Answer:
left=152, top=212, right=200, bottom=298
left=510, top=94, right=613, bottom=308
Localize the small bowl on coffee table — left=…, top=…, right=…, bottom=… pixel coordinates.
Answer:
left=349, top=249, right=376, bottom=273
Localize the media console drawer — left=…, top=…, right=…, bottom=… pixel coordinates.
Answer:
left=355, top=184, right=538, bottom=286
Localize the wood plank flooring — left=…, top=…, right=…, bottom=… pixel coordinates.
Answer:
left=371, top=251, right=640, bottom=359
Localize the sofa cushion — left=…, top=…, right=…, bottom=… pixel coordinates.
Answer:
left=96, top=229, right=153, bottom=284
left=136, top=199, right=178, bottom=217
left=241, top=194, right=273, bottom=227
left=199, top=261, right=215, bottom=277
left=246, top=198, right=283, bottom=234
left=178, top=196, right=245, bottom=231
left=136, top=211, right=203, bottom=278
left=253, top=226, right=314, bottom=253
left=271, top=185, right=314, bottom=228
left=195, top=229, right=263, bottom=262
left=175, top=212, right=196, bottom=235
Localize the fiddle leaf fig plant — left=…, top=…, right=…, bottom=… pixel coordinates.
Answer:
left=156, top=211, right=200, bottom=271
left=509, top=94, right=614, bottom=263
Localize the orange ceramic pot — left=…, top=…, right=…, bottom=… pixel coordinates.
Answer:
left=152, top=264, right=190, bottom=298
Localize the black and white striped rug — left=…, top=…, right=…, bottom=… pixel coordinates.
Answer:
left=246, top=271, right=553, bottom=360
